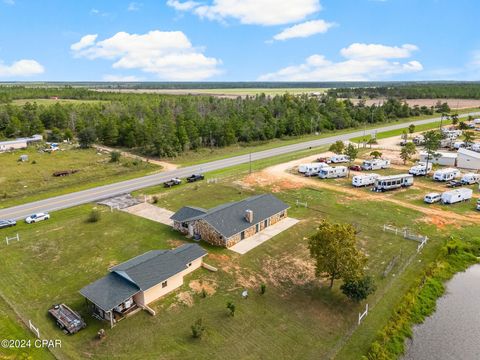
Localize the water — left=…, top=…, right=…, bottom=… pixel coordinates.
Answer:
left=403, top=264, right=480, bottom=360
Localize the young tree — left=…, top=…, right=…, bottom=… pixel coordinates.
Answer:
left=345, top=143, right=358, bottom=164
left=329, top=140, right=345, bottom=154
left=110, top=151, right=121, bottom=163
left=191, top=318, right=205, bottom=339
left=226, top=302, right=236, bottom=317
left=451, top=113, right=459, bottom=126
left=400, top=142, right=416, bottom=164
left=78, top=127, right=97, bottom=148
left=260, top=284, right=266, bottom=295
left=423, top=130, right=442, bottom=176
left=408, top=124, right=416, bottom=134
left=340, top=275, right=376, bottom=302
left=370, top=150, right=382, bottom=159
left=308, top=220, right=367, bottom=289
left=458, top=121, right=468, bottom=130
left=401, top=130, right=408, bottom=141
left=463, top=131, right=475, bottom=146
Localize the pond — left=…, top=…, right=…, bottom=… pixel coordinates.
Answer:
left=403, top=264, right=480, bottom=360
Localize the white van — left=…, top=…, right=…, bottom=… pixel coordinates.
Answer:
left=441, top=188, right=473, bottom=204
left=361, top=159, right=390, bottom=171
left=409, top=162, right=432, bottom=176
left=433, top=168, right=461, bottom=182
left=461, top=173, right=480, bottom=185
left=352, top=173, right=379, bottom=187
left=424, top=193, right=441, bottom=204
left=329, top=155, right=350, bottom=164
left=318, top=166, right=348, bottom=179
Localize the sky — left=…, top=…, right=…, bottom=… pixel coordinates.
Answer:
left=0, top=0, right=478, bottom=82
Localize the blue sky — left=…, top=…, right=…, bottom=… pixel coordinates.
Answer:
left=0, top=0, right=478, bottom=81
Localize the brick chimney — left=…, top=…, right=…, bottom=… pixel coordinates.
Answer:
left=245, top=209, right=253, bottom=223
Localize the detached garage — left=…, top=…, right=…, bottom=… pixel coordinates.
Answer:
left=457, top=148, right=480, bottom=170
left=419, top=151, right=457, bottom=167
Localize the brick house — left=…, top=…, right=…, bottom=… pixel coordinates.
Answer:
left=170, top=194, right=289, bottom=248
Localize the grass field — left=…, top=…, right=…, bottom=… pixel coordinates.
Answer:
left=95, top=88, right=329, bottom=97
left=0, top=156, right=471, bottom=359
left=0, top=145, right=159, bottom=209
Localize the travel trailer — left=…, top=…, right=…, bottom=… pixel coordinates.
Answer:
left=373, top=174, right=414, bottom=192
left=361, top=159, right=390, bottom=171
left=453, top=141, right=466, bottom=150
left=298, top=163, right=320, bottom=173
left=441, top=188, right=473, bottom=204
left=461, top=173, right=480, bottom=185
left=470, top=143, right=480, bottom=152
left=413, top=135, right=425, bottom=145
left=409, top=162, right=432, bottom=176
left=318, top=166, right=348, bottom=179
left=352, top=173, right=379, bottom=187
left=433, top=168, right=461, bottom=182
left=329, top=155, right=350, bottom=163
left=299, top=163, right=328, bottom=176
left=424, top=193, right=441, bottom=204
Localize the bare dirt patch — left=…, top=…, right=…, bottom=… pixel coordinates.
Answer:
left=262, top=253, right=316, bottom=288
left=189, top=279, right=217, bottom=296
left=176, top=291, right=194, bottom=307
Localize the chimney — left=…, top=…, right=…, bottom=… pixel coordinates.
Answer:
left=245, top=209, right=253, bottom=223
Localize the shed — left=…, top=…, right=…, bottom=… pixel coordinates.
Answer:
left=419, top=151, right=457, bottom=166
left=457, top=148, right=480, bottom=170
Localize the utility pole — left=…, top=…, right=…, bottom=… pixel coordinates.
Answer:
left=249, top=153, right=252, bottom=174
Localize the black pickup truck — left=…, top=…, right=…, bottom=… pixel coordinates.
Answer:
left=163, top=178, right=182, bottom=188
left=186, top=174, right=205, bottom=183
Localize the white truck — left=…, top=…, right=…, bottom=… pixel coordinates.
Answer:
left=424, top=192, right=442, bottom=204
left=373, top=174, right=414, bottom=192
left=433, top=168, right=461, bottom=182
left=318, top=166, right=348, bottom=179
left=329, top=154, right=350, bottom=164
left=441, top=188, right=473, bottom=204
left=352, top=173, right=379, bottom=187
left=461, top=173, right=480, bottom=185
left=361, top=159, right=390, bottom=171
left=409, top=162, right=432, bottom=176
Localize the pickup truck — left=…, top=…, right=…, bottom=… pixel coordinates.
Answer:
left=446, top=180, right=463, bottom=188
left=186, top=174, right=204, bottom=183
left=163, top=178, right=182, bottom=188
left=0, top=219, right=16, bottom=229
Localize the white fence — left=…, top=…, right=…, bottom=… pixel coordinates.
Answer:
left=358, top=303, right=369, bottom=325
left=382, top=224, right=428, bottom=243
left=296, top=200, right=308, bottom=208
left=29, top=320, right=40, bottom=338
left=207, top=178, right=219, bottom=184
left=5, top=233, right=19, bottom=245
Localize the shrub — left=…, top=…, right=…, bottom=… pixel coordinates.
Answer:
left=227, top=301, right=236, bottom=317
left=31, top=160, right=37, bottom=164
left=191, top=318, right=205, bottom=339
left=151, top=196, right=159, bottom=204
left=201, top=288, right=207, bottom=298
left=110, top=151, right=121, bottom=163
left=87, top=209, right=101, bottom=223
left=341, top=275, right=376, bottom=302
left=260, top=283, right=266, bottom=295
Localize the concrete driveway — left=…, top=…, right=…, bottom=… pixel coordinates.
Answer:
left=122, top=203, right=174, bottom=226
left=229, top=217, right=299, bottom=255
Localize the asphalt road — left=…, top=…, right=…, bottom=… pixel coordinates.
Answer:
left=1, top=112, right=478, bottom=220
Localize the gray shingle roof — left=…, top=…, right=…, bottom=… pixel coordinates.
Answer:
left=172, top=194, right=289, bottom=239
left=170, top=206, right=207, bottom=222
left=79, top=272, right=140, bottom=311
left=80, top=244, right=207, bottom=311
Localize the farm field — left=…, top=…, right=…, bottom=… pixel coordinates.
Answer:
left=0, top=145, right=159, bottom=209
left=0, top=146, right=477, bottom=359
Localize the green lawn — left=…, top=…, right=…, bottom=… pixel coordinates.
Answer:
left=0, top=145, right=159, bottom=209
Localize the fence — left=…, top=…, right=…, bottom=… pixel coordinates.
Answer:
left=358, top=303, right=369, bottom=325
left=382, top=224, right=428, bottom=243
left=5, top=233, right=20, bottom=245
left=28, top=320, right=40, bottom=338
left=207, top=178, right=219, bottom=184
left=295, top=200, right=308, bottom=208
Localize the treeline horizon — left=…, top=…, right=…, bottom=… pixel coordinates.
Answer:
left=0, top=88, right=451, bottom=158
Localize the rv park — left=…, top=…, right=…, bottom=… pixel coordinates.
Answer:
left=0, top=112, right=479, bottom=360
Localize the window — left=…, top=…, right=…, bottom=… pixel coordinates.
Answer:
left=162, top=281, right=167, bottom=288
left=188, top=262, right=192, bottom=267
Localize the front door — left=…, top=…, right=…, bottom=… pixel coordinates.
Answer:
left=241, top=231, right=245, bottom=240
left=256, top=223, right=259, bottom=233
left=264, top=219, right=268, bottom=228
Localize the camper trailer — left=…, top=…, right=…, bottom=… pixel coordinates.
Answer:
left=409, top=162, right=432, bottom=176
left=373, top=174, right=413, bottom=192
left=453, top=141, right=466, bottom=150
left=413, top=135, right=425, bottom=145
left=301, top=163, right=328, bottom=176
left=352, top=173, right=379, bottom=187
left=318, top=166, right=348, bottom=179
left=461, top=173, right=480, bottom=185
left=433, top=168, right=461, bottom=182
left=470, top=143, right=480, bottom=152
left=298, top=163, right=319, bottom=173
left=441, top=188, right=473, bottom=204
left=361, top=159, right=390, bottom=171
left=329, top=155, right=350, bottom=164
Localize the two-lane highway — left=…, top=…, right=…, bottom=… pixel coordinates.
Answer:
left=1, top=111, right=478, bottom=220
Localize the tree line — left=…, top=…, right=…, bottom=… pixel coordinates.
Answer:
left=0, top=89, right=444, bottom=158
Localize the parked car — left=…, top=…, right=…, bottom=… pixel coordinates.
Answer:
left=163, top=178, right=182, bottom=188
left=186, top=174, right=204, bottom=183
left=424, top=193, right=441, bottom=204
left=25, top=213, right=50, bottom=224
left=316, top=157, right=330, bottom=163
left=348, top=165, right=362, bottom=171
left=0, top=219, right=16, bottom=229
left=446, top=180, right=463, bottom=188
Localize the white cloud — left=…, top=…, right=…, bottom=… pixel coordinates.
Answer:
left=3, top=0, right=15, bottom=5
left=127, top=2, right=141, bottom=11
left=258, top=43, right=423, bottom=81
left=272, top=19, right=335, bottom=41
left=167, top=0, right=321, bottom=26
left=0, top=59, right=44, bottom=77
left=71, top=30, right=222, bottom=81
left=103, top=74, right=142, bottom=81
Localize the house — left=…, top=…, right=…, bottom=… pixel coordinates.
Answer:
left=457, top=148, right=480, bottom=170
left=80, top=243, right=207, bottom=327
left=419, top=151, right=457, bottom=166
left=171, top=194, right=289, bottom=248
left=0, top=135, right=43, bottom=152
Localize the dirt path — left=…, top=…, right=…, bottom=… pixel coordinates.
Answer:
left=240, top=153, right=480, bottom=226
left=93, top=145, right=179, bottom=171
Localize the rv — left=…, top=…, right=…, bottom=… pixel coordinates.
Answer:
left=409, top=162, right=432, bottom=176
left=361, top=159, right=390, bottom=171
left=329, top=155, right=350, bottom=164
left=441, top=188, right=473, bottom=204
left=373, top=174, right=414, bottom=192
left=318, top=166, right=348, bottom=179
left=301, top=163, right=328, bottom=176
left=352, top=173, right=379, bottom=187
left=413, top=135, right=425, bottom=145
left=424, top=193, right=441, bottom=204
left=433, top=168, right=461, bottom=182
left=298, top=163, right=320, bottom=173
left=461, top=173, right=480, bottom=185
left=453, top=141, right=465, bottom=150
left=476, top=199, right=480, bottom=211
left=441, top=129, right=462, bottom=139
left=470, top=143, right=480, bottom=152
